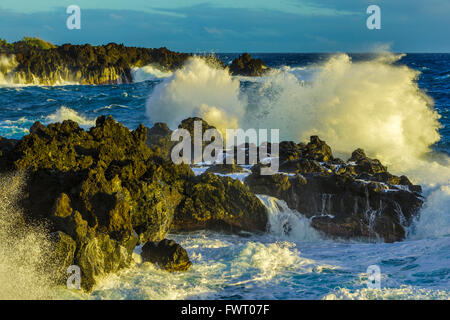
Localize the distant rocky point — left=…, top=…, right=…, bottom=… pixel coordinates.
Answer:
left=0, top=37, right=191, bottom=85
left=0, top=38, right=270, bottom=85
left=229, top=53, right=269, bottom=76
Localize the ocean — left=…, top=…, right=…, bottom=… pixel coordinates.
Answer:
left=0, top=53, right=449, bottom=300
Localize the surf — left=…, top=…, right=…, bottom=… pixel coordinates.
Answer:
left=145, top=54, right=450, bottom=240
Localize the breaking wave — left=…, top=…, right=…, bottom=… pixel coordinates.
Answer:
left=131, top=64, right=173, bottom=82
left=46, top=106, right=96, bottom=127
left=0, top=172, right=59, bottom=299
left=257, top=195, right=320, bottom=241
left=145, top=54, right=450, bottom=239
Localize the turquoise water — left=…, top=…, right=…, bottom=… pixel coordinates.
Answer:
left=1, top=53, right=449, bottom=299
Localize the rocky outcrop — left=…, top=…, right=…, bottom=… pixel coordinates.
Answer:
left=0, top=114, right=426, bottom=292
left=229, top=53, right=269, bottom=76
left=141, top=239, right=192, bottom=272
left=172, top=172, right=268, bottom=233
left=1, top=39, right=272, bottom=84
left=1, top=40, right=191, bottom=85
left=245, top=137, right=423, bottom=242
left=0, top=115, right=193, bottom=290
left=0, top=115, right=270, bottom=291
left=146, top=122, right=175, bottom=161
left=205, top=163, right=244, bottom=174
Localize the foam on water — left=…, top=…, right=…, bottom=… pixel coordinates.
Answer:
left=257, top=195, right=321, bottom=241
left=145, top=53, right=450, bottom=241
left=324, top=286, right=450, bottom=300
left=131, top=65, right=173, bottom=82
left=55, top=231, right=337, bottom=300
left=46, top=106, right=96, bottom=127
left=0, top=106, right=95, bottom=138
left=146, top=57, right=245, bottom=132
left=0, top=172, right=60, bottom=299
left=0, top=53, right=448, bottom=299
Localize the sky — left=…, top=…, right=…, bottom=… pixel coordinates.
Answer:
left=0, top=0, right=448, bottom=52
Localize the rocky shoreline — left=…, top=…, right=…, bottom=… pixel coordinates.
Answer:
left=0, top=116, right=423, bottom=291
left=0, top=38, right=268, bottom=85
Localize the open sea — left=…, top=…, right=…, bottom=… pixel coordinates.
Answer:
left=0, top=53, right=449, bottom=299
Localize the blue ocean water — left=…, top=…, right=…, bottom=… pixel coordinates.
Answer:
left=1, top=53, right=449, bottom=300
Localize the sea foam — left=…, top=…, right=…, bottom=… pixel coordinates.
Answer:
left=145, top=54, right=450, bottom=239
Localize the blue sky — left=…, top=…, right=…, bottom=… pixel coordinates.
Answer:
left=0, top=0, right=448, bottom=52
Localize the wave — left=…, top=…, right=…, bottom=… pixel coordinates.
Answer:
left=146, top=57, right=245, bottom=132
left=324, top=286, right=450, bottom=300
left=0, top=107, right=96, bottom=138
left=58, top=231, right=334, bottom=300
left=131, top=64, right=173, bottom=82
left=0, top=55, right=19, bottom=86
left=46, top=106, right=96, bottom=127
left=257, top=195, right=320, bottom=241
left=0, top=55, right=80, bottom=86
left=0, top=172, right=59, bottom=299
left=145, top=54, right=450, bottom=239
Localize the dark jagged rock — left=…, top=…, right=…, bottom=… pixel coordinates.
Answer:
left=177, top=117, right=220, bottom=163
left=279, top=158, right=328, bottom=175
left=1, top=39, right=191, bottom=85
left=172, top=172, right=268, bottom=233
left=0, top=136, right=18, bottom=169
left=303, top=136, right=334, bottom=162
left=0, top=115, right=193, bottom=290
left=0, top=115, right=269, bottom=291
left=0, top=113, right=426, bottom=291
left=278, top=141, right=304, bottom=161
left=178, top=117, right=217, bottom=138
left=245, top=136, right=424, bottom=242
left=50, top=231, right=77, bottom=273
left=205, top=163, right=244, bottom=174
left=229, top=53, right=269, bottom=76
left=348, top=148, right=387, bottom=175
left=141, top=239, right=192, bottom=272
left=146, top=122, right=175, bottom=161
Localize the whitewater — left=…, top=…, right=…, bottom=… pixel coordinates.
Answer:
left=0, top=53, right=449, bottom=299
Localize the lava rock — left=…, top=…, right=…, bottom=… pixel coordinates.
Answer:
left=173, top=172, right=268, bottom=233
left=0, top=115, right=192, bottom=291
left=146, top=122, right=175, bottom=161
left=205, top=163, right=244, bottom=174
left=303, top=136, right=334, bottom=162
left=1, top=40, right=193, bottom=85
left=246, top=140, right=423, bottom=242
left=141, top=239, right=192, bottom=272
left=229, top=53, right=269, bottom=76
left=348, top=148, right=387, bottom=174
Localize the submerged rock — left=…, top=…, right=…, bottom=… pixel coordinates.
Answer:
left=141, top=239, right=191, bottom=272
